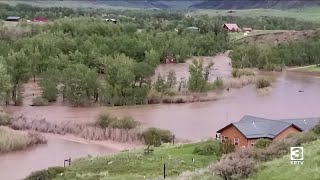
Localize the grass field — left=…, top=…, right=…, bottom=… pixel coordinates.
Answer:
left=189, top=7, right=320, bottom=22
left=228, top=30, right=290, bottom=41
left=54, top=141, right=219, bottom=180
left=299, top=65, right=320, bottom=72
left=249, top=140, right=320, bottom=180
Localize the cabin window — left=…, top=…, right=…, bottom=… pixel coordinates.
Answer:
left=221, top=135, right=224, bottom=143
left=225, top=136, right=228, bottom=140
left=234, top=138, right=239, bottom=146
left=250, top=140, right=255, bottom=146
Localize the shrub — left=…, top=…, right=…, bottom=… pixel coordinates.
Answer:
left=97, top=111, right=116, bottom=128
left=254, top=138, right=272, bottom=149
left=193, top=140, right=221, bottom=155
left=211, top=149, right=256, bottom=180
left=312, top=122, right=320, bottom=135
left=219, top=140, right=235, bottom=155
left=232, top=69, right=255, bottom=78
left=286, top=131, right=318, bottom=146
left=147, top=89, right=162, bottom=104
left=207, top=77, right=224, bottom=90
left=142, top=127, right=173, bottom=148
left=32, top=97, right=49, bottom=106
left=109, top=117, right=138, bottom=129
left=256, top=77, right=271, bottom=89
left=0, top=112, right=10, bottom=126
left=24, top=166, right=65, bottom=180
left=232, top=69, right=239, bottom=78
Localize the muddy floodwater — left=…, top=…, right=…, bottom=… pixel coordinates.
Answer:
left=0, top=134, right=115, bottom=180
left=1, top=54, right=320, bottom=179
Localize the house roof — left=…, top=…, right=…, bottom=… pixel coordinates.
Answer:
left=6, top=16, right=21, bottom=20
left=223, top=23, right=240, bottom=30
left=217, top=115, right=318, bottom=139
left=280, top=117, right=320, bottom=131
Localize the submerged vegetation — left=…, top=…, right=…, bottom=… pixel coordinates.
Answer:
left=0, top=126, right=46, bottom=153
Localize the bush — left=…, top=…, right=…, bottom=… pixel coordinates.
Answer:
left=109, top=117, right=138, bottom=129
left=256, top=77, right=271, bottom=89
left=312, top=122, right=320, bottom=135
left=286, top=131, right=318, bottom=146
left=0, top=112, right=10, bottom=126
left=254, top=138, right=272, bottom=149
left=211, top=149, right=256, bottom=180
left=219, top=140, right=235, bottom=155
left=142, top=127, right=173, bottom=147
left=24, top=166, right=65, bottom=180
left=147, top=89, right=162, bottom=104
left=193, top=140, right=221, bottom=155
left=32, top=97, right=49, bottom=106
left=232, top=69, right=255, bottom=78
left=97, top=111, right=117, bottom=128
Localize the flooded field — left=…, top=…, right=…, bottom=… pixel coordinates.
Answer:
left=1, top=54, right=320, bottom=179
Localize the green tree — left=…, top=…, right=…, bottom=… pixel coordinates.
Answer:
left=166, top=70, right=177, bottom=88
left=188, top=60, right=207, bottom=92
left=154, top=74, right=167, bottom=92
left=40, top=69, right=61, bottom=102
left=5, top=50, right=30, bottom=105
left=0, top=61, right=12, bottom=104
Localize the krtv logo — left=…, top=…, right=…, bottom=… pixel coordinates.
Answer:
left=290, top=147, right=304, bottom=165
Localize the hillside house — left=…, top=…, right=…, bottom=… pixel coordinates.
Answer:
left=5, top=16, right=21, bottom=22
left=217, top=115, right=320, bottom=148
left=33, top=17, right=48, bottom=22
left=222, top=23, right=240, bottom=32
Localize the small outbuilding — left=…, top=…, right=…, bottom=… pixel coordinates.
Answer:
left=105, top=18, right=117, bottom=24
left=5, top=16, right=21, bottom=22
left=222, top=23, right=240, bottom=32
left=162, top=56, right=176, bottom=64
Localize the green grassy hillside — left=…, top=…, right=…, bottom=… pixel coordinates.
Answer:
left=189, top=8, right=320, bottom=22
left=249, top=140, right=320, bottom=180
left=53, top=142, right=219, bottom=180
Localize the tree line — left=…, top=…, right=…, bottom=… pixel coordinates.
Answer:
left=0, top=16, right=228, bottom=106
left=230, top=32, right=320, bottom=70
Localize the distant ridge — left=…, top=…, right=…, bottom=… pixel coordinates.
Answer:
left=4, top=0, right=320, bottom=9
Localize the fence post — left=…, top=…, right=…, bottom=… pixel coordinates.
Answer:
left=163, top=163, right=166, bottom=179
left=172, top=135, right=175, bottom=145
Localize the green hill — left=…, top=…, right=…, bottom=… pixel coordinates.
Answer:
left=250, top=140, right=320, bottom=180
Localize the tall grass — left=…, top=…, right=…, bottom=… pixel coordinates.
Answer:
left=0, top=112, right=10, bottom=126
left=10, top=115, right=143, bottom=143
left=97, top=112, right=138, bottom=129
left=224, top=75, right=257, bottom=89
left=256, top=77, right=272, bottom=89
left=232, top=69, right=255, bottom=78
left=0, top=126, right=47, bottom=153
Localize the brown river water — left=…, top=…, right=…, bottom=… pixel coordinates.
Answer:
left=1, top=54, right=320, bottom=179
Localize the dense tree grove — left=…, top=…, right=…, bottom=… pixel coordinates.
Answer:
left=0, top=11, right=230, bottom=106
left=1, top=3, right=320, bottom=106
left=231, top=33, right=320, bottom=70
